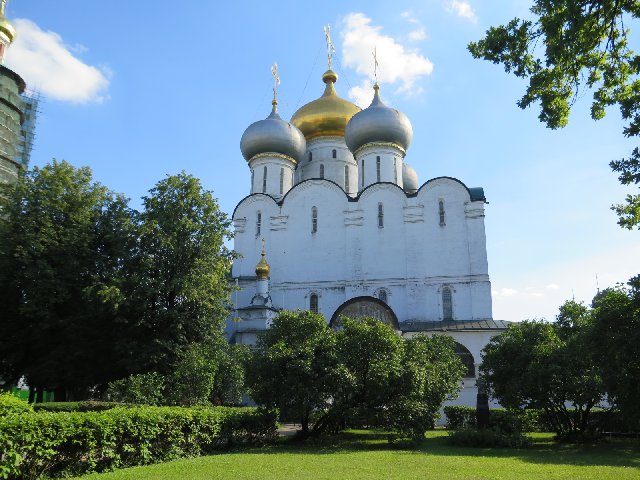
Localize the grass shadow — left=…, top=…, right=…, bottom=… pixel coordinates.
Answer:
left=222, top=429, right=640, bottom=469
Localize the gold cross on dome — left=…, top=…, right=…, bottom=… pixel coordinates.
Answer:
left=1, top=0, right=7, bottom=15
left=372, top=47, right=379, bottom=85
left=271, top=63, right=280, bottom=103
left=324, top=24, right=336, bottom=69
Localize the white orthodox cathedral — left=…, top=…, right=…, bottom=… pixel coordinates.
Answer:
left=227, top=52, right=508, bottom=407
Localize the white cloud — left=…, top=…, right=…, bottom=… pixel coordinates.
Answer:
left=400, top=11, right=427, bottom=41
left=340, top=12, right=433, bottom=103
left=408, top=29, right=427, bottom=41
left=493, top=287, right=518, bottom=297
left=546, top=283, right=560, bottom=290
left=450, top=1, right=477, bottom=22
left=348, top=80, right=374, bottom=109
left=5, top=19, right=110, bottom=103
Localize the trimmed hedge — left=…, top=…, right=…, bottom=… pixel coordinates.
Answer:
left=32, top=401, right=136, bottom=413
left=0, top=393, right=33, bottom=418
left=444, top=406, right=541, bottom=432
left=0, top=406, right=277, bottom=479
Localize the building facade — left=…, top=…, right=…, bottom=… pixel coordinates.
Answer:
left=228, top=66, right=507, bottom=408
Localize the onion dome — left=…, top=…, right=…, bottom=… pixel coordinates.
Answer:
left=291, top=70, right=361, bottom=140
left=403, top=163, right=419, bottom=193
left=0, top=3, right=16, bottom=46
left=240, top=101, right=306, bottom=164
left=255, top=242, right=270, bottom=280
left=344, top=84, right=413, bottom=154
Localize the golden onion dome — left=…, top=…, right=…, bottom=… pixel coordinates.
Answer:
left=255, top=242, right=270, bottom=280
left=290, top=69, right=361, bottom=140
left=0, top=10, right=16, bottom=44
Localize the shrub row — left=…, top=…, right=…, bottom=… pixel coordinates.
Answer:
left=444, top=406, right=542, bottom=432
left=0, top=406, right=277, bottom=480
left=443, top=406, right=635, bottom=434
left=0, top=393, right=33, bottom=418
left=32, top=401, right=137, bottom=412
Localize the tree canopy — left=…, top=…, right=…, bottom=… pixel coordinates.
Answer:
left=248, top=311, right=465, bottom=440
left=468, top=1, right=640, bottom=228
left=0, top=162, right=235, bottom=400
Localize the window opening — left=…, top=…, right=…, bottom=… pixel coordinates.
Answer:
left=310, top=293, right=319, bottom=313
left=378, top=289, right=388, bottom=303
left=262, top=166, right=267, bottom=193
left=309, top=152, right=312, bottom=162
left=361, top=160, right=365, bottom=189
left=251, top=169, right=254, bottom=192
left=439, top=200, right=445, bottom=226
left=376, top=156, right=381, bottom=182
left=311, top=207, right=318, bottom=233
left=378, top=202, right=384, bottom=228
left=454, top=343, right=475, bottom=378
left=394, top=158, right=398, bottom=183
left=332, top=149, right=337, bottom=158
left=344, top=165, right=349, bottom=192
left=319, top=164, right=324, bottom=179
left=442, top=286, right=453, bottom=321
left=279, top=167, right=284, bottom=194
left=256, top=212, right=262, bottom=236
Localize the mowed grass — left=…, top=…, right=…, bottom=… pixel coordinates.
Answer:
left=77, top=430, right=640, bottom=480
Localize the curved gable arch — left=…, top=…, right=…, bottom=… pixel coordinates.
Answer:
left=330, top=296, right=400, bottom=330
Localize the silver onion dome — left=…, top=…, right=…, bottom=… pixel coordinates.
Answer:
left=240, top=102, right=306, bottom=163
left=403, top=163, right=419, bottom=193
left=344, top=84, right=413, bottom=154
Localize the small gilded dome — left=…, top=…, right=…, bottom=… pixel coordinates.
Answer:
left=240, top=102, right=306, bottom=164
left=344, top=84, right=413, bottom=154
left=255, top=243, right=270, bottom=279
left=403, top=163, right=419, bottom=193
left=0, top=9, right=16, bottom=44
left=291, top=70, right=361, bottom=140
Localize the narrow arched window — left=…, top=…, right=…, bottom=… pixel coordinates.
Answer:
left=393, top=158, right=398, bottom=183
left=378, top=289, right=388, bottom=303
left=309, top=152, right=313, bottom=162
left=439, top=199, right=445, bottom=226
left=262, top=166, right=267, bottom=193
left=279, top=167, right=284, bottom=195
left=256, top=211, right=262, bottom=236
left=310, top=293, right=319, bottom=313
left=319, top=164, right=324, bottom=179
left=361, top=159, right=365, bottom=189
left=332, top=149, right=337, bottom=158
left=378, top=202, right=384, bottom=228
left=442, top=286, right=453, bottom=321
left=251, top=169, right=255, bottom=192
left=344, top=165, right=349, bottom=192
left=376, top=156, right=381, bottom=182
left=311, top=206, right=318, bottom=233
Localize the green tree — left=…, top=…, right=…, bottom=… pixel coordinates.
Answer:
left=468, top=2, right=640, bottom=228
left=0, top=160, right=135, bottom=400
left=247, top=310, right=338, bottom=434
left=590, top=276, right=640, bottom=426
left=480, top=307, right=606, bottom=439
left=389, top=335, right=465, bottom=439
left=125, top=172, right=236, bottom=374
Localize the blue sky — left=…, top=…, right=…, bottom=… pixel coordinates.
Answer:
left=5, top=1, right=639, bottom=322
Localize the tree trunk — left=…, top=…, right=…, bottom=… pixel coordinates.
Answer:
left=28, top=387, right=36, bottom=404
left=476, top=391, right=490, bottom=428
left=36, top=388, right=44, bottom=403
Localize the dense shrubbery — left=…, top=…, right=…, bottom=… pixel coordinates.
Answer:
left=0, top=406, right=277, bottom=480
left=0, top=393, right=33, bottom=418
left=448, top=427, right=532, bottom=448
left=32, top=401, right=136, bottom=412
left=444, top=406, right=541, bottom=432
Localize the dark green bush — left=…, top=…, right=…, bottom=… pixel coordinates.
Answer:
left=0, top=393, right=33, bottom=418
left=444, top=406, right=542, bottom=432
left=443, top=406, right=476, bottom=429
left=447, top=427, right=532, bottom=448
left=32, top=401, right=136, bottom=413
left=0, top=406, right=277, bottom=479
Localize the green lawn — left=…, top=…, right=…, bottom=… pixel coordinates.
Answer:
left=76, top=430, right=640, bottom=480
